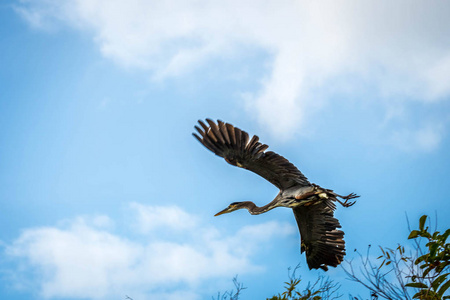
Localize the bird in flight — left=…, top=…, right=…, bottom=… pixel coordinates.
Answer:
left=193, top=119, right=358, bottom=271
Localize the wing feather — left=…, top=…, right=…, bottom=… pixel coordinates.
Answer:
left=247, top=135, right=259, bottom=150
left=226, top=123, right=236, bottom=146
left=218, top=120, right=231, bottom=145
left=293, top=199, right=345, bottom=271
left=193, top=119, right=310, bottom=189
left=234, top=127, right=242, bottom=151
left=206, top=119, right=225, bottom=145
left=198, top=119, right=209, bottom=132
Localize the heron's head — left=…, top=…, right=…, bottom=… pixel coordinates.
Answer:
left=214, top=202, right=244, bottom=216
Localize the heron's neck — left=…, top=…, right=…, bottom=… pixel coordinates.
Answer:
left=243, top=198, right=281, bottom=215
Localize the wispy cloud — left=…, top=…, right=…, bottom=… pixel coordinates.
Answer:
left=130, top=203, right=198, bottom=234
left=14, top=0, right=450, bottom=144
left=4, top=204, right=294, bottom=299
left=390, top=123, right=445, bottom=153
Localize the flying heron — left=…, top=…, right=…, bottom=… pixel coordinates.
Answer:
left=193, top=119, right=359, bottom=271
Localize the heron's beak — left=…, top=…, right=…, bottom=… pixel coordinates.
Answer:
left=214, top=207, right=231, bottom=217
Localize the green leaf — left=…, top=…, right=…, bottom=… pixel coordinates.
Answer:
left=413, top=290, right=439, bottom=299
left=419, top=215, right=427, bottom=231
left=409, top=230, right=420, bottom=239
left=438, top=277, right=450, bottom=297
left=442, top=229, right=450, bottom=243
left=430, top=243, right=439, bottom=258
left=416, top=254, right=429, bottom=264
left=422, top=231, right=431, bottom=239
left=406, top=282, right=428, bottom=289
left=432, top=273, right=449, bottom=290
left=433, top=231, right=440, bottom=239
left=412, top=290, right=438, bottom=299
left=413, top=291, right=423, bottom=299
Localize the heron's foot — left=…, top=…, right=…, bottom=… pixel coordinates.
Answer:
left=337, top=198, right=357, bottom=207
left=343, top=192, right=359, bottom=200
left=337, top=193, right=359, bottom=207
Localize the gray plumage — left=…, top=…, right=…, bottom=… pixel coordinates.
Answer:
left=193, top=119, right=358, bottom=271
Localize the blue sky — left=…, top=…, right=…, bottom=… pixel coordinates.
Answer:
left=1, top=1, right=450, bottom=299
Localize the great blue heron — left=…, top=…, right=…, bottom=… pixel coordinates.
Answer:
left=193, top=119, right=359, bottom=271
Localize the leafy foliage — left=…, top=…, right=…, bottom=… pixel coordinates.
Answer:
left=343, top=244, right=413, bottom=299
left=213, top=276, right=247, bottom=300
left=266, top=265, right=341, bottom=300
left=344, top=215, right=450, bottom=300
left=213, top=215, right=450, bottom=300
left=405, top=215, right=450, bottom=299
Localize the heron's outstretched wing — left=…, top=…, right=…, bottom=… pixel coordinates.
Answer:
left=293, top=200, right=345, bottom=271
left=193, top=119, right=310, bottom=190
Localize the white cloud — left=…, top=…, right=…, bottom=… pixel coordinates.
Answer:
left=15, top=0, right=450, bottom=143
left=5, top=204, right=294, bottom=299
left=130, top=202, right=198, bottom=234
left=390, top=123, right=445, bottom=152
